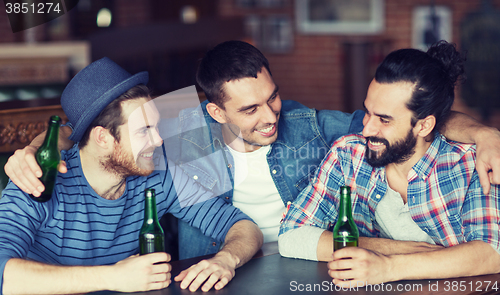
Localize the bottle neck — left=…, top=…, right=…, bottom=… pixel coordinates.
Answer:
left=144, top=194, right=159, bottom=223
left=338, top=192, right=353, bottom=221
left=42, top=116, right=61, bottom=149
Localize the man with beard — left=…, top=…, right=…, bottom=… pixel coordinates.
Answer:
left=6, top=40, right=500, bottom=261
left=0, top=57, right=263, bottom=295
left=164, top=40, right=500, bottom=260
left=279, top=41, right=500, bottom=285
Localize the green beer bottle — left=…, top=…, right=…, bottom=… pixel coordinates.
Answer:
left=333, top=186, right=359, bottom=251
left=139, top=188, right=165, bottom=255
left=29, top=115, right=61, bottom=203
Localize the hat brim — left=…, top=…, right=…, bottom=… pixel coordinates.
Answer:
left=68, top=71, right=149, bottom=142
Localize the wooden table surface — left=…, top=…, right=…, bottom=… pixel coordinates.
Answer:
left=87, top=242, right=500, bottom=295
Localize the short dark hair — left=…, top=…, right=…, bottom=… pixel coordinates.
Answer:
left=79, top=84, right=151, bottom=148
left=374, top=40, right=466, bottom=133
left=196, top=40, right=272, bottom=108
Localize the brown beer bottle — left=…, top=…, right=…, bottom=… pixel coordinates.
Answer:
left=139, top=188, right=165, bottom=255
left=333, top=186, right=359, bottom=251
left=29, top=115, right=61, bottom=203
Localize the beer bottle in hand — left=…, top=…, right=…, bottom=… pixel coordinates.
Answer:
left=333, top=186, right=359, bottom=251
left=139, top=188, right=165, bottom=255
left=29, top=115, right=61, bottom=203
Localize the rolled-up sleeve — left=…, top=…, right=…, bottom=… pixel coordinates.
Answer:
left=462, top=172, right=500, bottom=254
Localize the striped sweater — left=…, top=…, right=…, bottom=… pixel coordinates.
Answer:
left=0, top=145, right=250, bottom=293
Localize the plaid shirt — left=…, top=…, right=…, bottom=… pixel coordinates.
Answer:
left=279, top=133, right=500, bottom=252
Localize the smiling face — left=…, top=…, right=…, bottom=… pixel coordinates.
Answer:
left=362, top=79, right=418, bottom=167
left=210, top=67, right=282, bottom=152
left=102, top=97, right=163, bottom=177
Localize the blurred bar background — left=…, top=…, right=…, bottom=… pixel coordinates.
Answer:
left=0, top=0, right=499, bottom=190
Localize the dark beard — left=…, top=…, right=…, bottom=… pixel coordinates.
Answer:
left=101, top=142, right=153, bottom=178
left=365, top=129, right=417, bottom=168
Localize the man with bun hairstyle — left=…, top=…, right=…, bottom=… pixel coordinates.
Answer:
left=279, top=41, right=500, bottom=285
left=6, top=40, right=500, bottom=262
left=0, top=57, right=262, bottom=295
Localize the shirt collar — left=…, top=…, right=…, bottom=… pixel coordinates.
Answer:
left=409, top=132, right=444, bottom=181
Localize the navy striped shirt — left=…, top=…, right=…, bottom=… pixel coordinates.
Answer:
left=0, top=145, right=250, bottom=292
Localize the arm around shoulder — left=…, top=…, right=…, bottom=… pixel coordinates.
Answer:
left=4, top=125, right=73, bottom=196
left=440, top=111, right=500, bottom=194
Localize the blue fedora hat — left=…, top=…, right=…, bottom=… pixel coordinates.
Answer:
left=61, top=57, right=149, bottom=142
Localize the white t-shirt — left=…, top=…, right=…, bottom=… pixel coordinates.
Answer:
left=375, top=185, right=435, bottom=244
left=227, top=145, right=285, bottom=243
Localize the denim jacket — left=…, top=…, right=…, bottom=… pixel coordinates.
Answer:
left=160, top=100, right=364, bottom=259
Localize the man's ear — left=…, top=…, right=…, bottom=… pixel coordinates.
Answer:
left=416, top=115, right=436, bottom=138
left=206, top=102, right=227, bottom=124
left=91, top=126, right=114, bottom=149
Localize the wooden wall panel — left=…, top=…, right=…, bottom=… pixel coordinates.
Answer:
left=0, top=105, right=66, bottom=153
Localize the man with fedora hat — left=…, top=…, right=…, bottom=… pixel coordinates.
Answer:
left=0, top=57, right=263, bottom=294
left=7, top=40, right=500, bottom=266
left=7, top=40, right=500, bottom=260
